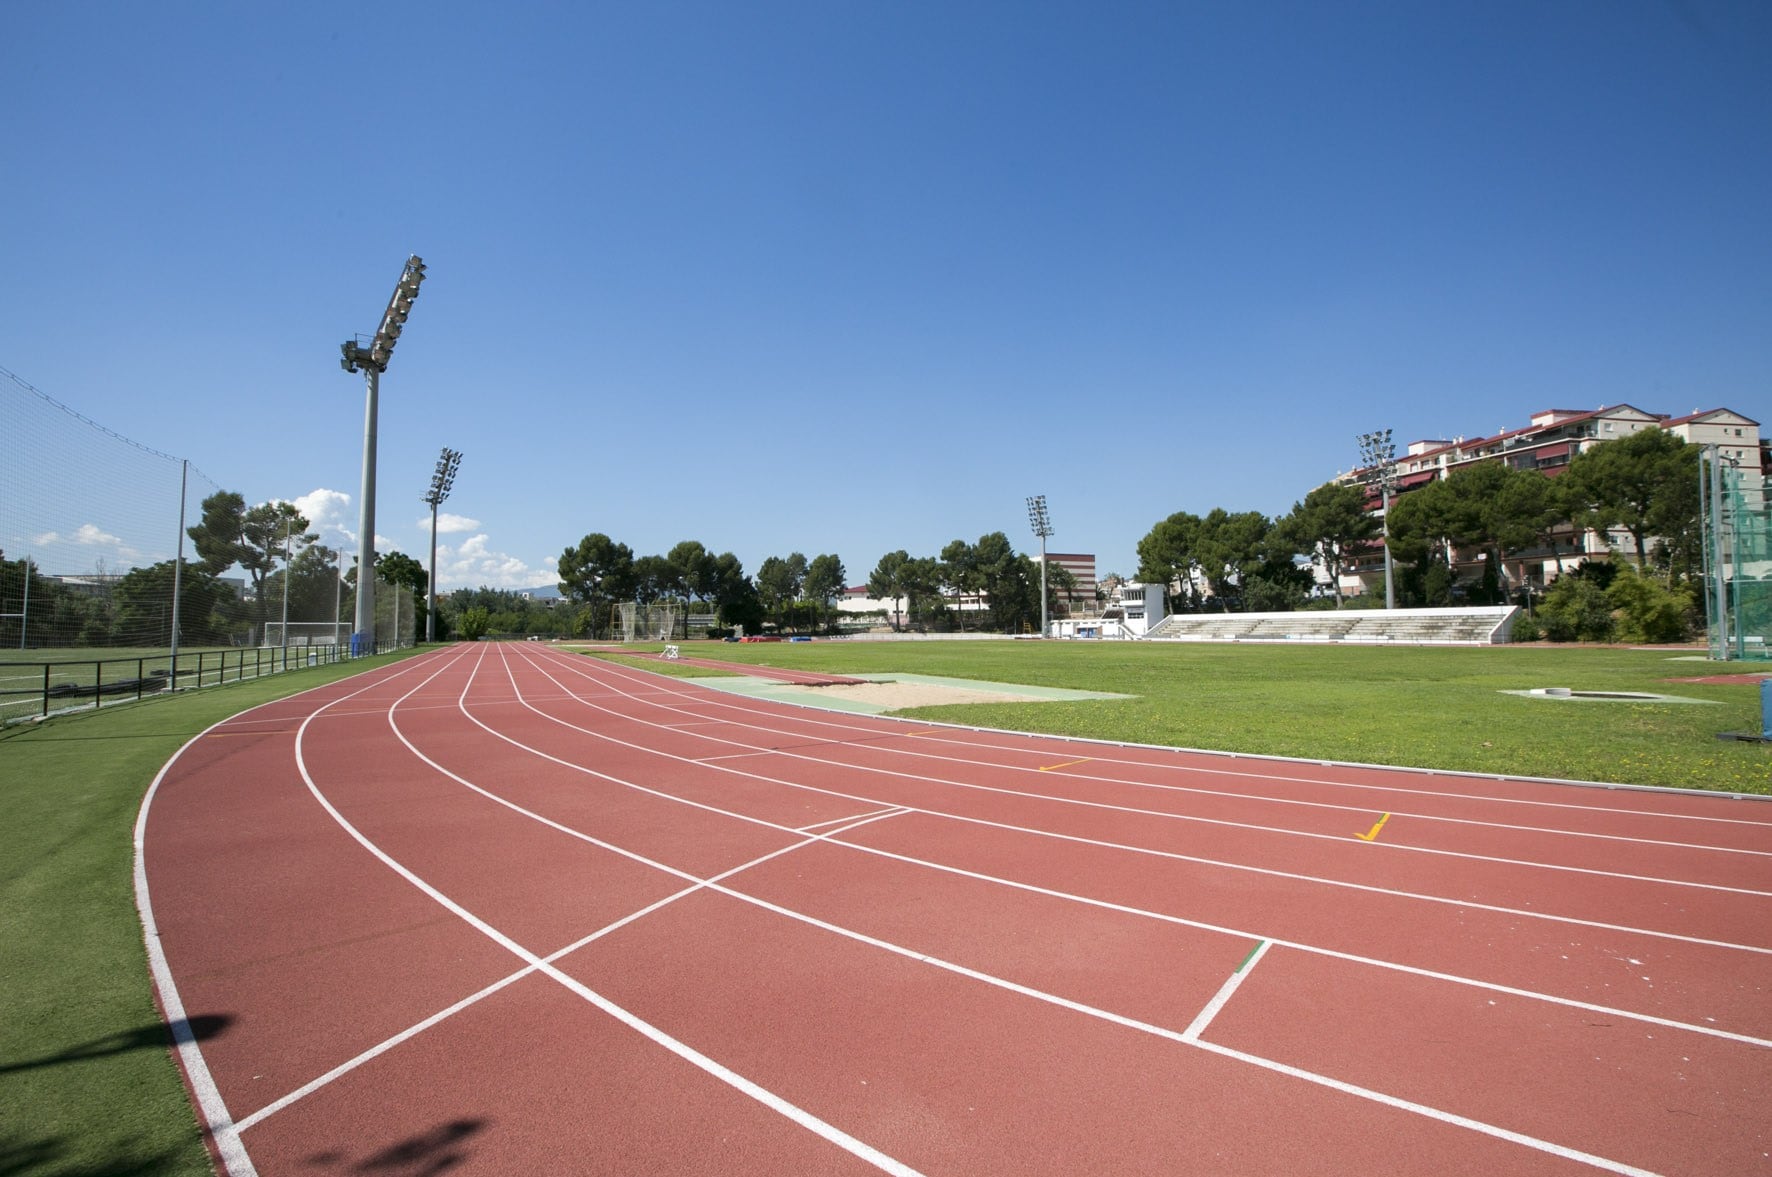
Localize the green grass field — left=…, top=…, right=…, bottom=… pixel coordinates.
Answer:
left=1, top=638, right=1764, bottom=1176
left=602, top=639, right=1770, bottom=793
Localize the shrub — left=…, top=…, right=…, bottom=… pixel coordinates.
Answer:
left=1605, top=564, right=1695, bottom=644
left=1539, top=576, right=1614, bottom=642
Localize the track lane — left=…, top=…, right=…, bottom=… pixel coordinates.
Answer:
left=524, top=647, right=1772, bottom=871
left=1201, top=944, right=1772, bottom=1176
left=141, top=644, right=1772, bottom=1176
left=482, top=649, right=1772, bottom=1035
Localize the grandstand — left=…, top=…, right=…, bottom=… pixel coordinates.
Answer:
left=1141, top=606, right=1519, bottom=645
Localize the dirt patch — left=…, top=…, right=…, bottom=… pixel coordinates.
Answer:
left=806, top=680, right=1035, bottom=709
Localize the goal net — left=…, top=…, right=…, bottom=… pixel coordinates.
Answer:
left=615, top=601, right=682, bottom=642
left=645, top=603, right=680, bottom=641
left=262, top=621, right=348, bottom=648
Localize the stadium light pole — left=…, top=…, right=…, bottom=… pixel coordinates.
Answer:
left=340, top=255, right=426, bottom=655
left=423, top=447, right=463, bottom=643
left=1026, top=494, right=1053, bottom=637
left=1357, top=429, right=1398, bottom=609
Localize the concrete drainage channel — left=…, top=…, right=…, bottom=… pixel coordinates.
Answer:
left=1501, top=687, right=1717, bottom=704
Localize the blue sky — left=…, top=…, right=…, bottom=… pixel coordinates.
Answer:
left=4, top=1, right=1768, bottom=591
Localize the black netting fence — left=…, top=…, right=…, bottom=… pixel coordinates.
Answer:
left=1, top=364, right=420, bottom=718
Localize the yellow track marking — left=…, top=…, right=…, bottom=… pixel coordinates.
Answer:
left=1355, top=813, right=1392, bottom=842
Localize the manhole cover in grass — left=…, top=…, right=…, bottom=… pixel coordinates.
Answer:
left=1501, top=687, right=1716, bottom=704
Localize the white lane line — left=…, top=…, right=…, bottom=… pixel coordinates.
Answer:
left=814, top=820, right=1772, bottom=1051
left=489, top=648, right=1772, bottom=957
left=1183, top=940, right=1272, bottom=1042
left=137, top=725, right=260, bottom=1177
left=552, top=645, right=1772, bottom=832
left=377, top=660, right=1677, bottom=1177
left=275, top=646, right=926, bottom=1176
left=1186, top=1037, right=1661, bottom=1177
left=465, top=647, right=1772, bottom=1049
left=237, top=801, right=910, bottom=1129
left=521, top=648, right=1772, bottom=890
left=798, top=807, right=911, bottom=834
left=134, top=647, right=460, bottom=1177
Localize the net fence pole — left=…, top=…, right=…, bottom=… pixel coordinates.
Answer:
left=171, top=460, right=187, bottom=683
left=1708, top=447, right=1728, bottom=660
left=17, top=556, right=30, bottom=650
left=334, top=551, right=345, bottom=649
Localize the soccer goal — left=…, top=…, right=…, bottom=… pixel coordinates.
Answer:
left=645, top=603, right=680, bottom=642
left=262, top=621, right=348, bottom=648
left=616, top=601, right=681, bottom=642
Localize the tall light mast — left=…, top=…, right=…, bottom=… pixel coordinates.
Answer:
left=1357, top=429, right=1398, bottom=609
left=1026, top=494, right=1053, bottom=637
left=423, top=447, right=462, bottom=643
left=340, top=255, right=426, bottom=654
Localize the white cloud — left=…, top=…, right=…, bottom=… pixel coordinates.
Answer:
left=292, top=488, right=354, bottom=545
left=435, top=534, right=555, bottom=591
left=33, top=523, right=124, bottom=547
left=76, top=523, right=123, bottom=546
left=413, top=511, right=480, bottom=535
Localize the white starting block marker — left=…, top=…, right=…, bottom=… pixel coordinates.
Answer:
left=662, top=644, right=681, bottom=660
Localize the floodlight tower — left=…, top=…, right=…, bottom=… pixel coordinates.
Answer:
left=1356, top=429, right=1398, bottom=610
left=423, top=447, right=463, bottom=643
left=340, top=255, right=426, bottom=654
left=1026, top=494, right=1053, bottom=637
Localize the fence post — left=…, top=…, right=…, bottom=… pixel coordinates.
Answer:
left=41, top=663, right=49, bottom=719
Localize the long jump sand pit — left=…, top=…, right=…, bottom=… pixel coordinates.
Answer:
left=803, top=680, right=1037, bottom=708
left=692, top=672, right=1129, bottom=715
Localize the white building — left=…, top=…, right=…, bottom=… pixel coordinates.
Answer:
left=1339, top=403, right=1761, bottom=599
left=1050, top=580, right=1168, bottom=639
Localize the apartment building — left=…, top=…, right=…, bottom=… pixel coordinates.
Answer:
left=1339, top=403, right=1761, bottom=599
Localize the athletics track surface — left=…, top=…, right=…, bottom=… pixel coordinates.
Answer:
left=135, top=643, right=1772, bottom=1176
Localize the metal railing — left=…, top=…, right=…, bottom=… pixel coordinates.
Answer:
left=0, top=641, right=400, bottom=725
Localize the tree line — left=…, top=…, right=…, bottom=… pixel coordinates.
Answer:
left=15, top=425, right=1700, bottom=652
left=863, top=533, right=1078, bottom=634
left=0, top=491, right=446, bottom=651
left=532, top=537, right=850, bottom=642
left=1134, top=427, right=1708, bottom=641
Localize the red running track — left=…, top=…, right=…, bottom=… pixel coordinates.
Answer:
left=135, top=643, right=1772, bottom=1176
